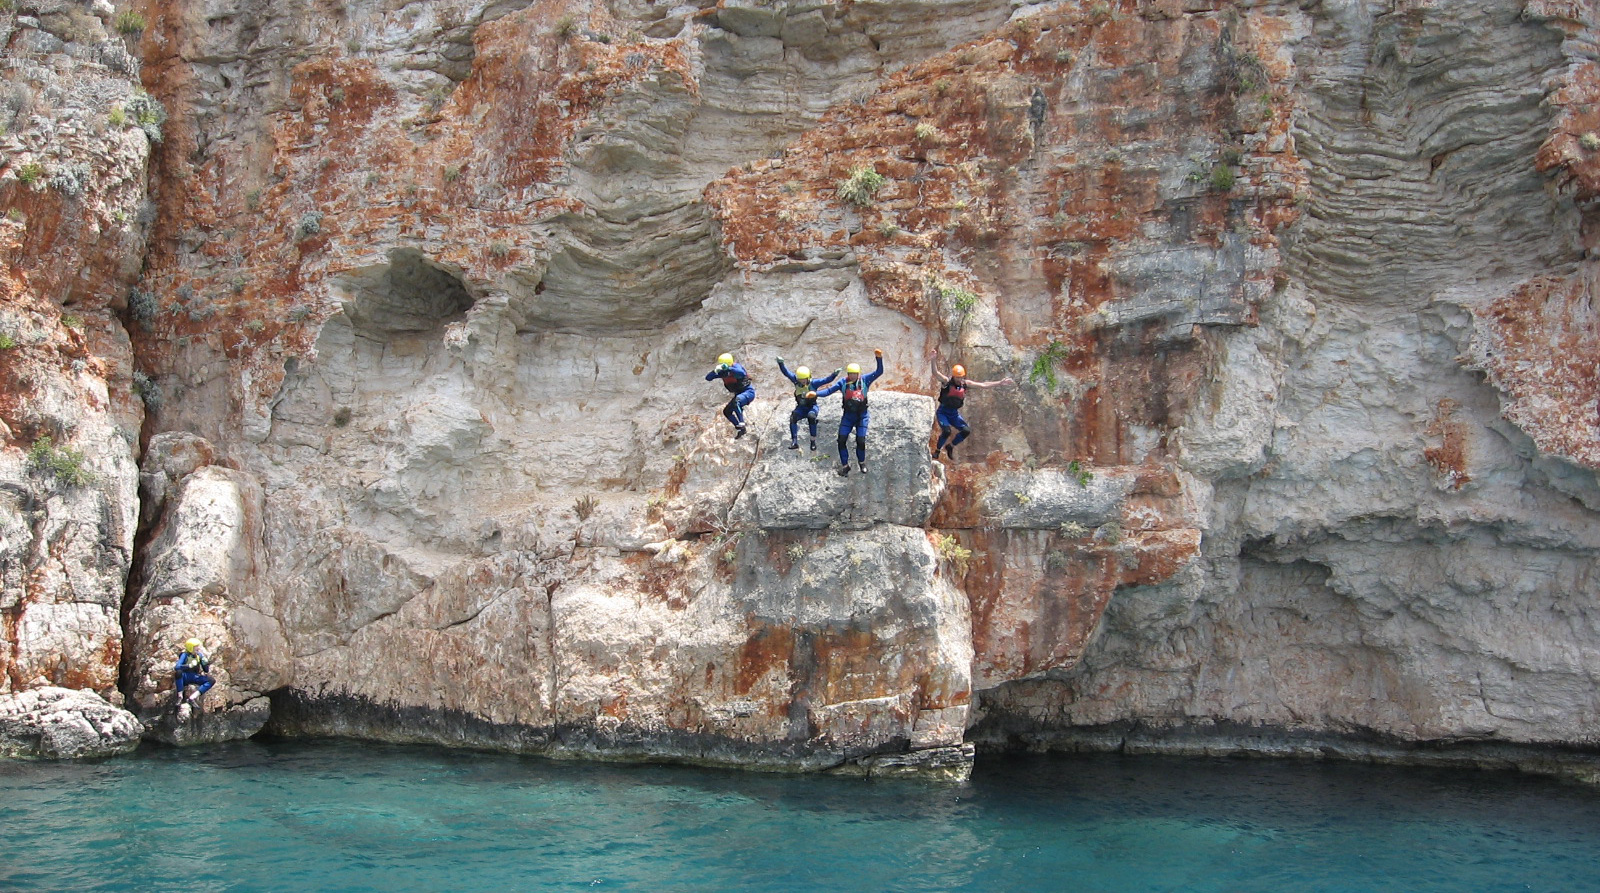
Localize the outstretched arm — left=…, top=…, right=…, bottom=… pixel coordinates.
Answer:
left=966, top=376, right=1015, bottom=389
left=929, top=353, right=948, bottom=382
left=776, top=357, right=797, bottom=384
left=705, top=368, right=721, bottom=382
left=814, top=379, right=843, bottom=399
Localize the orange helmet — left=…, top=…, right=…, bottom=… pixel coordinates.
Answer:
left=952, top=364, right=966, bottom=377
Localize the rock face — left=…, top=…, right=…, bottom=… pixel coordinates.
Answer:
left=0, top=687, right=143, bottom=759
left=0, top=0, right=1597, bottom=773
left=0, top=0, right=152, bottom=701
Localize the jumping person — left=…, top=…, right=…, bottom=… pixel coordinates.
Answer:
left=776, top=357, right=840, bottom=451
left=173, top=638, right=215, bottom=709
left=931, top=355, right=1014, bottom=460
left=816, top=349, right=884, bottom=476
left=705, top=353, right=755, bottom=438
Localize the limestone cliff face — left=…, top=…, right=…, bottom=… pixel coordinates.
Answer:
left=2, top=0, right=1598, bottom=773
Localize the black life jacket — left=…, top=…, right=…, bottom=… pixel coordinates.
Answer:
left=793, top=379, right=815, bottom=404
left=841, top=377, right=867, bottom=410
left=939, top=378, right=967, bottom=409
left=720, top=368, right=749, bottom=393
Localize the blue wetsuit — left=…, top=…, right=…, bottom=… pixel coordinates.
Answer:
left=706, top=363, right=755, bottom=430
left=815, top=355, right=884, bottom=468
left=777, top=360, right=839, bottom=445
left=935, top=377, right=971, bottom=452
left=173, top=649, right=214, bottom=699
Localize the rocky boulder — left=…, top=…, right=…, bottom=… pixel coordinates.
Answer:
left=0, top=687, right=142, bottom=759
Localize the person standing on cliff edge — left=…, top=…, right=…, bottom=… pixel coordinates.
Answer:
left=930, top=353, right=1014, bottom=461
left=776, top=357, right=840, bottom=452
left=815, top=349, right=884, bottom=476
left=705, top=353, right=755, bottom=438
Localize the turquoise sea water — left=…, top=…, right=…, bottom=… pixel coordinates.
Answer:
left=3, top=740, right=1600, bottom=892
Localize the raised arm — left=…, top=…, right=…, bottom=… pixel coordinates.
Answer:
left=776, top=357, right=797, bottom=384
left=929, top=354, right=948, bottom=382
left=864, top=350, right=885, bottom=384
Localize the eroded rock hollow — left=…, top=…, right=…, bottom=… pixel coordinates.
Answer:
left=1, top=0, right=1597, bottom=777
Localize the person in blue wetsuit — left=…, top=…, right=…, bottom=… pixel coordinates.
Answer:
left=775, top=357, right=840, bottom=452
left=815, top=349, right=884, bottom=476
left=173, top=638, right=215, bottom=709
left=930, top=354, right=1014, bottom=461
left=705, top=353, right=755, bottom=438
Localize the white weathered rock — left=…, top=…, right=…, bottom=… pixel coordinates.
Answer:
left=0, top=687, right=142, bottom=759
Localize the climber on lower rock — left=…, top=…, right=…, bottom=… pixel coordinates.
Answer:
left=705, top=353, right=755, bottom=438
left=776, top=357, right=840, bottom=452
left=172, top=638, right=215, bottom=712
left=930, top=353, right=1014, bottom=461
left=815, top=349, right=884, bottom=476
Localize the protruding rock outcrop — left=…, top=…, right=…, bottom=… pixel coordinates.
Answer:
left=0, top=687, right=142, bottom=759
left=123, top=434, right=287, bottom=745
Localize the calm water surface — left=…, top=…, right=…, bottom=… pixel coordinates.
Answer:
left=3, top=739, right=1599, bottom=892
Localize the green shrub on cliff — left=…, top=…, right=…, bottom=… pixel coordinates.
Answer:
left=837, top=165, right=886, bottom=207
left=114, top=10, right=146, bottom=34
left=27, top=437, right=95, bottom=487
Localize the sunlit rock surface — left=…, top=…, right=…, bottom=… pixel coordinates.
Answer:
left=0, top=0, right=1597, bottom=772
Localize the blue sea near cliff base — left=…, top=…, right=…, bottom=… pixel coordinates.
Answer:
left=3, top=739, right=1599, bottom=892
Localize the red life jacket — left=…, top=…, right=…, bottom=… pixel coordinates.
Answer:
left=842, top=377, right=867, bottom=409
left=939, top=378, right=967, bottom=409
left=720, top=368, right=749, bottom=393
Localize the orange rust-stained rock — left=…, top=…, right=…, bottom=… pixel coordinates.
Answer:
left=1473, top=268, right=1600, bottom=470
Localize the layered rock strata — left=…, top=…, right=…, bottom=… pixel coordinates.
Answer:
left=0, top=0, right=1596, bottom=776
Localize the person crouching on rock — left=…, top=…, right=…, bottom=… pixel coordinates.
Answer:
left=776, top=357, right=840, bottom=452
left=706, top=352, right=755, bottom=439
left=173, top=638, right=215, bottom=709
left=815, top=349, right=884, bottom=476
left=930, top=354, right=1014, bottom=461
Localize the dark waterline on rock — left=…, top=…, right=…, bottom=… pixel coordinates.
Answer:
left=4, top=739, right=1600, bottom=892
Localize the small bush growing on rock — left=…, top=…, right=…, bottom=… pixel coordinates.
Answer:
left=126, top=89, right=166, bottom=142
left=114, top=10, right=146, bottom=34
left=127, top=288, right=156, bottom=328
left=1096, top=521, right=1124, bottom=546
left=60, top=313, right=84, bottom=329
left=933, top=533, right=973, bottom=574
left=1067, top=459, right=1093, bottom=487
left=1209, top=164, right=1236, bottom=192
left=332, top=406, right=352, bottom=427
left=28, top=437, right=95, bottom=487
left=443, top=164, right=462, bottom=182
left=1088, top=2, right=1112, bottom=22
left=132, top=371, right=162, bottom=412
left=1059, top=520, right=1089, bottom=538
left=489, top=240, right=511, bottom=258
left=1029, top=340, right=1071, bottom=393
left=15, top=162, right=45, bottom=187
left=108, top=105, right=127, bottom=127
left=555, top=15, right=578, bottom=39
left=1581, top=133, right=1600, bottom=152
left=0, top=332, right=16, bottom=349
left=932, top=279, right=978, bottom=315
left=837, top=165, right=886, bottom=206
left=914, top=122, right=942, bottom=143
left=1045, top=550, right=1071, bottom=570
left=786, top=543, right=806, bottom=560
left=296, top=211, right=324, bottom=239
left=574, top=494, right=598, bottom=521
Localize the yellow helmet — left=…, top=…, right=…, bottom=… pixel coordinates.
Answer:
left=952, top=364, right=966, bottom=377
left=717, top=353, right=734, bottom=366
left=846, top=363, right=861, bottom=374
left=184, top=638, right=202, bottom=652
left=795, top=366, right=811, bottom=379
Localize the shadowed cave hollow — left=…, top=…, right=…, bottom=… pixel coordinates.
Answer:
left=330, top=248, right=476, bottom=336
